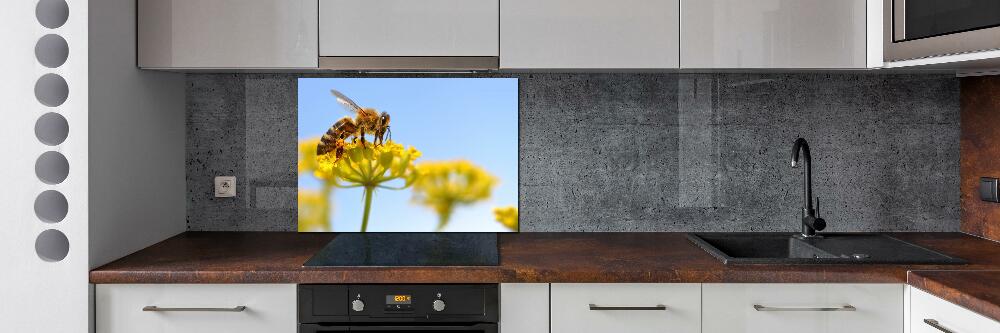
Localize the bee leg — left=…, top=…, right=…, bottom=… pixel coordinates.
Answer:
left=334, top=139, right=346, bottom=161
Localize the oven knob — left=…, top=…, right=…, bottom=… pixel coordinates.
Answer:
left=351, top=299, right=365, bottom=312
left=432, top=299, right=446, bottom=312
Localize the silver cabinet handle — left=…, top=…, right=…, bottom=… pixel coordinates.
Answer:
left=142, top=306, right=247, bottom=312
left=753, top=304, right=856, bottom=312
left=589, top=304, right=667, bottom=311
left=924, top=319, right=955, bottom=333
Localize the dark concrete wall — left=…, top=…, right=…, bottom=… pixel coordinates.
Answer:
left=186, top=73, right=960, bottom=232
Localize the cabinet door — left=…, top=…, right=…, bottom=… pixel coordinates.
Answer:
left=680, top=0, right=867, bottom=68
left=319, top=0, right=499, bottom=57
left=501, top=0, right=680, bottom=69
left=500, top=284, right=548, bottom=333
left=702, top=283, right=903, bottom=333
left=910, top=287, right=1000, bottom=333
left=138, top=0, right=318, bottom=69
left=96, top=284, right=297, bottom=333
left=551, top=283, right=701, bottom=333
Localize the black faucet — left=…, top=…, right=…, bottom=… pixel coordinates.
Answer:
left=791, top=138, right=826, bottom=238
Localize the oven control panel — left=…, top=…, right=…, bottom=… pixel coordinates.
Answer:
left=298, top=284, right=498, bottom=324
left=385, top=294, right=414, bottom=311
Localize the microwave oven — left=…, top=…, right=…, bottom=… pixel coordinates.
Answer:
left=884, top=0, right=1000, bottom=62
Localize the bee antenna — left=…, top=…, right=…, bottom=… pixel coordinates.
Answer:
left=386, top=126, right=392, bottom=143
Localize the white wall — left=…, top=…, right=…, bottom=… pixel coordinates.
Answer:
left=0, top=0, right=185, bottom=331
left=0, top=0, right=90, bottom=331
left=88, top=0, right=186, bottom=270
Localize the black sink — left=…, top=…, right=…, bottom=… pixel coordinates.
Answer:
left=687, top=233, right=966, bottom=265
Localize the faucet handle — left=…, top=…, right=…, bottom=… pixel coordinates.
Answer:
left=815, top=196, right=820, bottom=218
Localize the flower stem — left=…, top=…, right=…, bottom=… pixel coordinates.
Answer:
left=435, top=205, right=454, bottom=231
left=360, top=186, right=375, bottom=232
left=320, top=182, right=334, bottom=231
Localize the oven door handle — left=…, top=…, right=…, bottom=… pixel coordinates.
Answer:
left=346, top=323, right=497, bottom=331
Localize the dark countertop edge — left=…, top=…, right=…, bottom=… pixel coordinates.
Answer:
left=907, top=270, right=1000, bottom=323
left=88, top=232, right=1000, bottom=286
left=87, top=232, right=1000, bottom=321
left=93, top=272, right=903, bottom=284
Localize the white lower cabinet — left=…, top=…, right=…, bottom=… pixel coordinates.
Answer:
left=910, top=287, right=1000, bottom=333
left=551, top=283, right=701, bottom=333
left=96, top=284, right=297, bottom=333
left=94, top=282, right=999, bottom=333
left=702, top=283, right=904, bottom=333
left=500, top=283, right=549, bottom=333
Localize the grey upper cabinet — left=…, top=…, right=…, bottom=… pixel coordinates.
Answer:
left=138, top=0, right=318, bottom=69
left=319, top=0, right=499, bottom=57
left=132, top=0, right=877, bottom=70
left=680, top=0, right=869, bottom=69
left=501, top=0, right=680, bottom=69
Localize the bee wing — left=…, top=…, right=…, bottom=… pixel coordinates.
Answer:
left=330, top=89, right=362, bottom=114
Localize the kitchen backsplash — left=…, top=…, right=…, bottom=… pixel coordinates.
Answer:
left=187, top=73, right=960, bottom=232
left=960, top=76, right=1000, bottom=242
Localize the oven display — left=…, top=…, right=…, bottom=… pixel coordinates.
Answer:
left=386, top=295, right=412, bottom=304
left=385, top=295, right=414, bottom=311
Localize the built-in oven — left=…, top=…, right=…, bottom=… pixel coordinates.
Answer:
left=884, top=0, right=1000, bottom=61
left=298, top=284, right=498, bottom=333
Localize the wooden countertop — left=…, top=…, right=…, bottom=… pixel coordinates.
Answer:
left=91, top=232, right=1000, bottom=284
left=89, top=232, right=1000, bottom=321
left=908, top=270, right=1000, bottom=323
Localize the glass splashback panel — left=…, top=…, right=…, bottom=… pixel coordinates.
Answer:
left=297, top=78, right=518, bottom=232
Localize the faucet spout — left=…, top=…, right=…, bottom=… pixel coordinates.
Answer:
left=791, top=138, right=825, bottom=237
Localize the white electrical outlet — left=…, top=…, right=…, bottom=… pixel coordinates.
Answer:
left=215, top=176, right=236, bottom=198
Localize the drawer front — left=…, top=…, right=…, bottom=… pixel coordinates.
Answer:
left=703, top=283, right=903, bottom=333
left=319, top=0, right=499, bottom=57
left=551, top=283, right=701, bottom=333
left=96, top=284, right=296, bottom=333
left=910, top=287, right=1000, bottom=333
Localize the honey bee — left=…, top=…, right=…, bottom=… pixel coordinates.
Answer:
left=317, top=89, right=391, bottom=160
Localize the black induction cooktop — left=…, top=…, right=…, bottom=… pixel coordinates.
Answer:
left=303, top=233, right=499, bottom=267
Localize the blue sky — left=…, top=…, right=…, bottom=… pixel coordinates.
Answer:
left=298, top=78, right=519, bottom=232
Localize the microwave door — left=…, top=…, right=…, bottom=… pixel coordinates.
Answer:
left=885, top=0, right=1000, bottom=61
left=896, top=0, right=1000, bottom=42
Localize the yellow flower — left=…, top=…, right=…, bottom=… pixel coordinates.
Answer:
left=299, top=138, right=335, bottom=180
left=316, top=141, right=421, bottom=231
left=493, top=206, right=518, bottom=231
left=317, top=141, right=421, bottom=189
left=298, top=138, right=338, bottom=231
left=411, top=160, right=498, bottom=231
left=297, top=190, right=330, bottom=232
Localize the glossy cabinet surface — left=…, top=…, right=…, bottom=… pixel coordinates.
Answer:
left=551, top=283, right=701, bottom=333
left=137, top=0, right=318, bottom=69
left=500, top=0, right=680, bottom=69
left=702, top=283, right=904, bottom=333
left=499, top=283, right=548, bottom=333
left=680, top=0, right=867, bottom=68
left=910, top=287, right=1000, bottom=333
left=319, top=0, right=499, bottom=57
left=96, top=284, right=297, bottom=333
